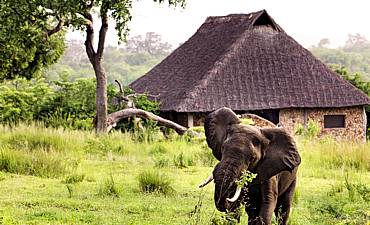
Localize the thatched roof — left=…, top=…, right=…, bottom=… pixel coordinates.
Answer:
left=130, top=10, right=370, bottom=112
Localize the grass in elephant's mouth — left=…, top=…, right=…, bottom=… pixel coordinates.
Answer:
left=0, top=124, right=369, bottom=224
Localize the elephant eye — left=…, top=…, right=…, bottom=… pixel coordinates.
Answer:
left=252, top=137, right=260, bottom=147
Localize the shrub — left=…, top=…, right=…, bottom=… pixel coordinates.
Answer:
left=138, top=170, right=174, bottom=195
left=0, top=78, right=53, bottom=124
left=98, top=174, right=120, bottom=198
left=294, top=119, right=321, bottom=139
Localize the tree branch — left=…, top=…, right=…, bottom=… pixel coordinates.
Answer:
left=115, top=79, right=124, bottom=94
left=97, top=13, right=108, bottom=59
left=107, top=108, right=188, bottom=134
left=84, top=13, right=96, bottom=64
left=47, top=18, right=65, bottom=37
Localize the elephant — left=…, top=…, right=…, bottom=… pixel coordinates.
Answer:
left=198, top=107, right=301, bottom=225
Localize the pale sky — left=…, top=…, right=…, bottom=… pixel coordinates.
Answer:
left=67, top=0, right=370, bottom=48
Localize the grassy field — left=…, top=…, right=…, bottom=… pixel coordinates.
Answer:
left=0, top=124, right=369, bottom=224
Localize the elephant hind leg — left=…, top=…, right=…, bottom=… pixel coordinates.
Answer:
left=274, top=179, right=297, bottom=225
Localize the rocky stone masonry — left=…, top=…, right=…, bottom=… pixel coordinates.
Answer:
left=279, top=107, right=366, bottom=142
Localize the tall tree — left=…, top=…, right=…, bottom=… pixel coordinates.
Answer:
left=0, top=0, right=186, bottom=133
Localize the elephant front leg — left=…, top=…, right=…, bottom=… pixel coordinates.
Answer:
left=257, top=180, right=278, bottom=225
left=246, top=205, right=259, bottom=225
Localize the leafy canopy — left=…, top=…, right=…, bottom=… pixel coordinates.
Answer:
left=0, top=0, right=65, bottom=80
left=0, top=0, right=185, bottom=80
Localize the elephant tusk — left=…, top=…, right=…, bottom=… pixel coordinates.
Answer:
left=226, top=187, right=242, bottom=202
left=198, top=174, right=214, bottom=188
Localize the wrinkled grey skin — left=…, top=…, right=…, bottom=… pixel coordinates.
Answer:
left=205, top=107, right=301, bottom=225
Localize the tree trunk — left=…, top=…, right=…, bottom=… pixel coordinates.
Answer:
left=94, top=60, right=108, bottom=133
left=84, top=12, right=109, bottom=133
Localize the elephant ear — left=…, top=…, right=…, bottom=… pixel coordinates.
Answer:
left=257, top=128, right=301, bottom=180
left=204, top=107, right=241, bottom=160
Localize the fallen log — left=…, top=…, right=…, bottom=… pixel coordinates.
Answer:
left=241, top=113, right=277, bottom=128
left=107, top=108, right=188, bottom=134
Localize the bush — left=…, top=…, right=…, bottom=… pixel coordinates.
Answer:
left=294, top=119, right=321, bottom=139
left=138, top=170, right=174, bottom=195
left=0, top=78, right=53, bottom=124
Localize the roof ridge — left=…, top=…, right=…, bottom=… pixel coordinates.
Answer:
left=204, top=10, right=265, bottom=24
left=176, top=11, right=267, bottom=110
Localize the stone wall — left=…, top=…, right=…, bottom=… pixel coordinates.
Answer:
left=279, top=107, right=366, bottom=142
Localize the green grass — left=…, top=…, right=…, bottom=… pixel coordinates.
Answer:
left=0, top=124, right=369, bottom=224
left=138, top=169, right=174, bottom=195
left=0, top=147, right=74, bottom=178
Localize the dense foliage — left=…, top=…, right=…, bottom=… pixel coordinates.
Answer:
left=0, top=0, right=65, bottom=80
left=0, top=77, right=159, bottom=130
left=332, top=66, right=370, bottom=97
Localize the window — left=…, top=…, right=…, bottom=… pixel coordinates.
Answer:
left=324, top=115, right=345, bottom=128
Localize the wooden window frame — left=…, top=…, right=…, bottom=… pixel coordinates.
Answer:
left=324, top=115, right=346, bottom=128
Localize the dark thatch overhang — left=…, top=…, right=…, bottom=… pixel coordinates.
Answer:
left=130, top=10, right=370, bottom=112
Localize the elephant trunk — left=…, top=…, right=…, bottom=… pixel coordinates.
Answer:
left=213, top=160, right=247, bottom=212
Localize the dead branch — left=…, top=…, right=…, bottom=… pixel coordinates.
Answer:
left=107, top=108, right=188, bottom=135
left=241, top=113, right=277, bottom=128
left=115, top=79, right=124, bottom=94
left=112, top=79, right=135, bottom=108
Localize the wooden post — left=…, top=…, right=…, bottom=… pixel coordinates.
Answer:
left=363, top=106, right=367, bottom=143
left=303, top=109, right=308, bottom=128
left=187, top=113, right=194, bottom=128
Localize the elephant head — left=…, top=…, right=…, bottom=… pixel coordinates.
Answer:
left=202, top=107, right=301, bottom=212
